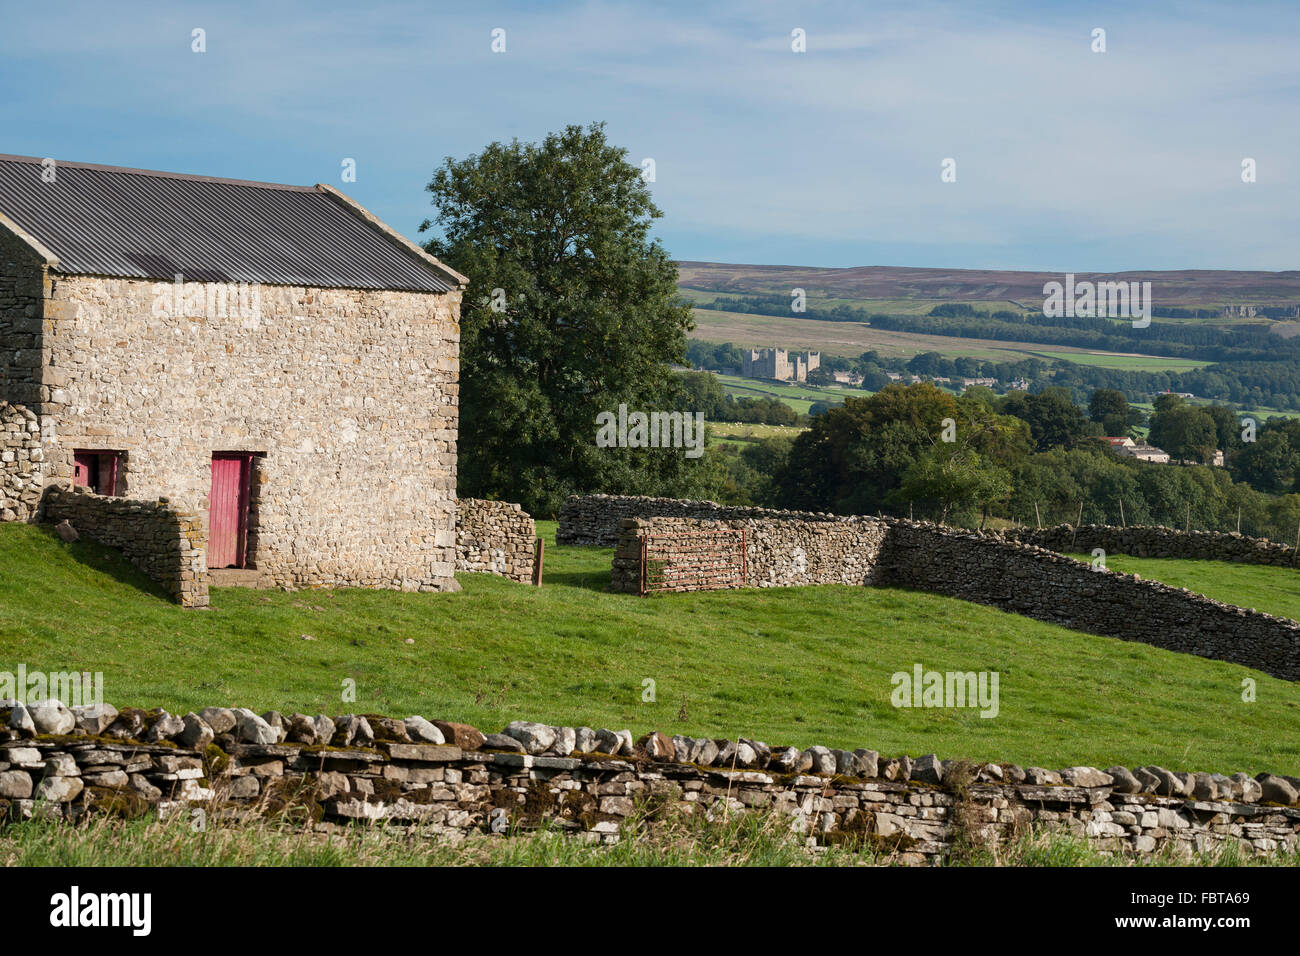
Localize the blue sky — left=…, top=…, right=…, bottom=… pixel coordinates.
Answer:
left=2, top=0, right=1298, bottom=271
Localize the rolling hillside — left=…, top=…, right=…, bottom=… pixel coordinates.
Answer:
left=690, top=307, right=1213, bottom=368
left=678, top=262, right=1300, bottom=314
left=680, top=261, right=1300, bottom=418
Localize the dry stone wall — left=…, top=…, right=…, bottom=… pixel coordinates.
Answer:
left=611, top=514, right=888, bottom=593
left=600, top=498, right=1300, bottom=680
left=42, top=484, right=209, bottom=608
left=39, top=274, right=460, bottom=593
left=3, top=700, right=1298, bottom=863
left=0, top=402, right=43, bottom=521
left=876, top=522, right=1300, bottom=681
left=559, top=494, right=826, bottom=547
left=1007, top=523, right=1300, bottom=567
left=455, top=498, right=535, bottom=584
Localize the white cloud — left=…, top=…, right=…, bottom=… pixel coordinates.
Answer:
left=1, top=0, right=1297, bottom=269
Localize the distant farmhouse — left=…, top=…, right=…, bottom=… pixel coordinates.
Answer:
left=0, top=154, right=465, bottom=594
left=1102, top=436, right=1224, bottom=467
left=741, top=347, right=820, bottom=382
left=1103, top=436, right=1171, bottom=463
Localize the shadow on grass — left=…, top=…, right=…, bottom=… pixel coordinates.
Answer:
left=540, top=568, right=613, bottom=593
left=38, top=523, right=173, bottom=603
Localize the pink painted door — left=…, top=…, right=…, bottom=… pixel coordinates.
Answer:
left=209, top=455, right=252, bottom=569
left=74, top=451, right=120, bottom=495
left=73, top=453, right=95, bottom=488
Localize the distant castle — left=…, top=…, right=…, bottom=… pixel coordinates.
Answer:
left=741, top=348, right=821, bottom=383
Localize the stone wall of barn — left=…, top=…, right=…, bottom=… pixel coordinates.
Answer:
left=37, top=275, right=461, bottom=593
left=42, top=484, right=209, bottom=608
left=455, top=498, right=536, bottom=584
left=0, top=401, right=43, bottom=521
left=3, top=701, right=1298, bottom=863
left=0, top=226, right=47, bottom=411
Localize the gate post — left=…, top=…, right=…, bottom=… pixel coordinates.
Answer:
left=639, top=536, right=648, bottom=596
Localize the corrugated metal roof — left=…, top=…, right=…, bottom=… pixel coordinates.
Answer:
left=0, top=154, right=458, bottom=293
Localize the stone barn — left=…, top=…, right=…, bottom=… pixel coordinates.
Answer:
left=0, top=154, right=465, bottom=603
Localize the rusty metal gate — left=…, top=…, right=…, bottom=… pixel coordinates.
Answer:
left=639, top=529, right=747, bottom=595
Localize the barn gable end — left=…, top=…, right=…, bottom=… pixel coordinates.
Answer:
left=0, top=155, right=464, bottom=599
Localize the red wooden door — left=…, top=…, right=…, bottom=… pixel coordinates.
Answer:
left=209, top=455, right=252, bottom=568
left=73, top=453, right=95, bottom=488
left=73, top=451, right=120, bottom=495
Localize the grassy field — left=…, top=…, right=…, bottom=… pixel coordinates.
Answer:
left=1021, top=350, right=1210, bottom=371
left=682, top=288, right=1034, bottom=317
left=708, top=422, right=806, bottom=443
left=690, top=308, right=1206, bottom=372
left=713, top=371, right=861, bottom=415
left=692, top=308, right=1029, bottom=361
left=1063, top=552, right=1300, bottom=622
left=1130, top=399, right=1297, bottom=424
left=3, top=520, right=1299, bottom=776
left=716, top=372, right=859, bottom=402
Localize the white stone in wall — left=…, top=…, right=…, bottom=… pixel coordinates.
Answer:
left=789, top=546, right=807, bottom=580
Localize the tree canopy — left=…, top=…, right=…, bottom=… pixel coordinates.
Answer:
left=771, top=383, right=1029, bottom=516
left=421, top=123, right=716, bottom=514
left=1147, top=396, right=1219, bottom=463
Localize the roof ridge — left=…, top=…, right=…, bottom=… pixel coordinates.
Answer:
left=0, top=153, right=317, bottom=192
left=317, top=184, right=467, bottom=288
left=0, top=155, right=459, bottom=292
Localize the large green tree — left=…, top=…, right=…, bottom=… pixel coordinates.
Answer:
left=1148, top=401, right=1218, bottom=463
left=1202, top=403, right=1240, bottom=456
left=897, top=444, right=1012, bottom=527
left=1234, top=418, right=1300, bottom=493
left=1088, top=388, right=1131, bottom=437
left=997, top=387, right=1096, bottom=451
left=420, top=124, right=715, bottom=515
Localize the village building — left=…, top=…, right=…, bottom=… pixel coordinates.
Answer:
left=0, top=154, right=465, bottom=599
